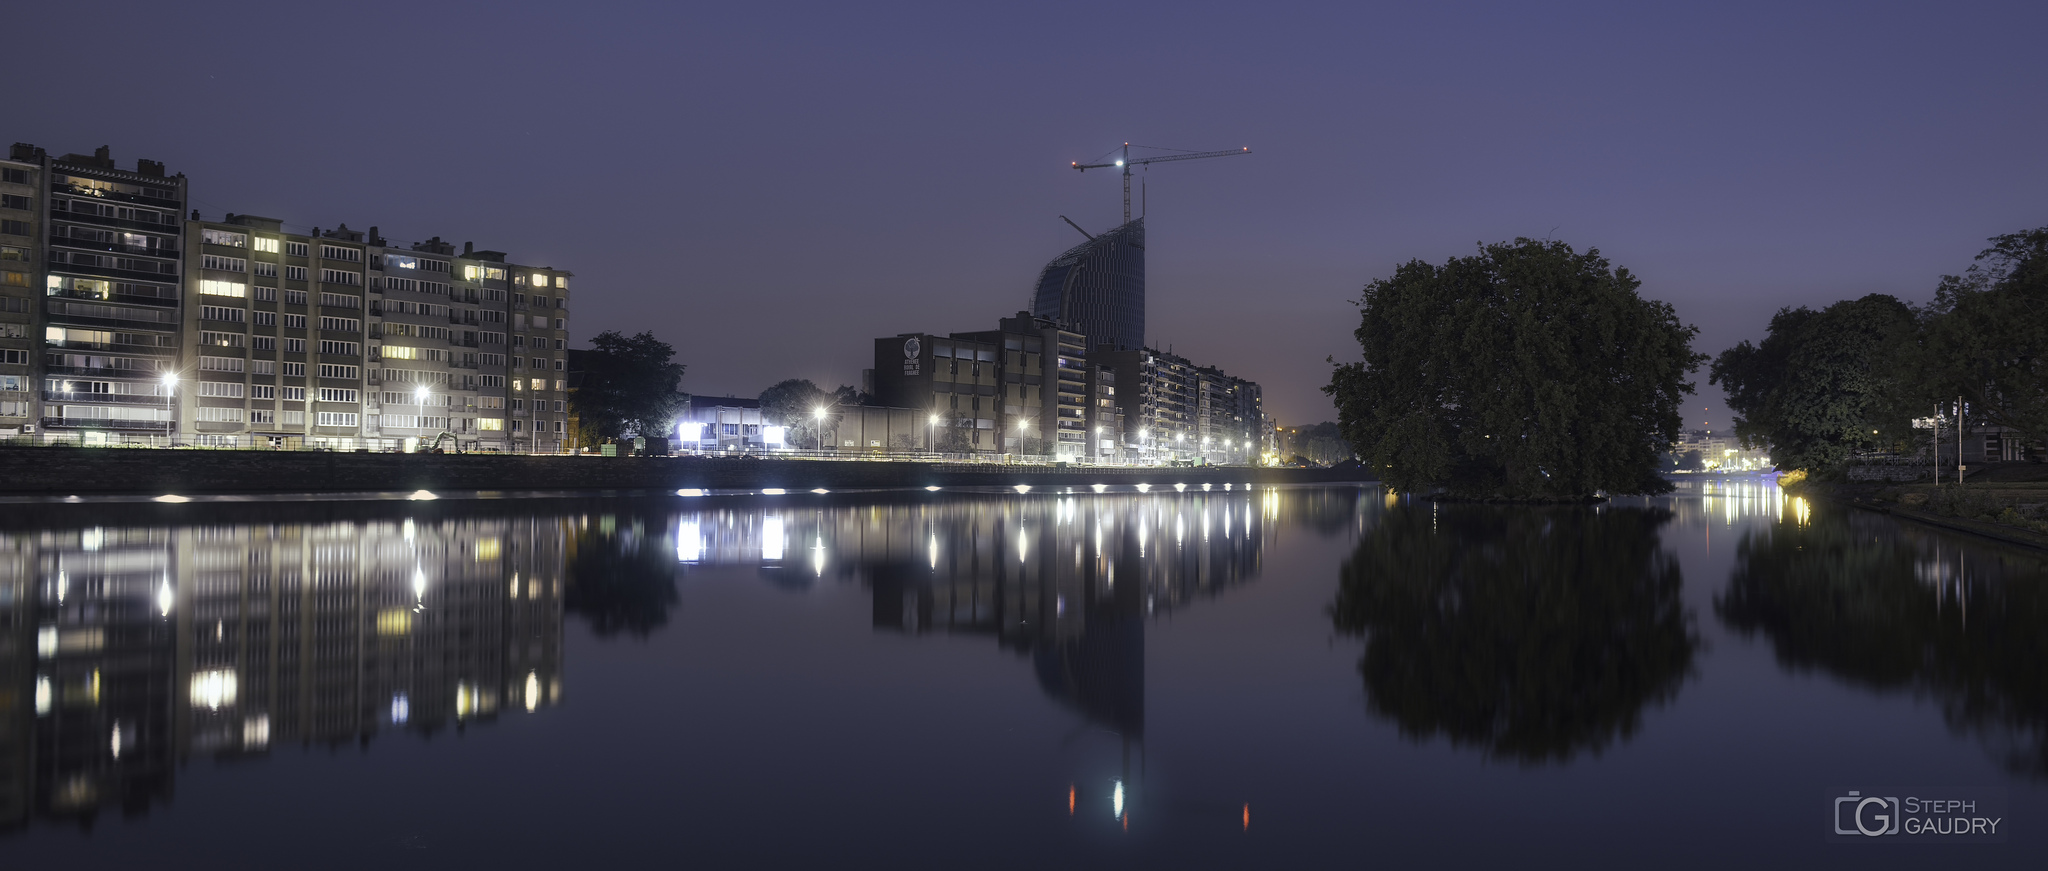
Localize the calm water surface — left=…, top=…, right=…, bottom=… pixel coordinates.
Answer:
left=3, top=480, right=2047, bottom=868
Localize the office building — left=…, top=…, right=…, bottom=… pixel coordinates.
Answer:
left=1030, top=218, right=1145, bottom=353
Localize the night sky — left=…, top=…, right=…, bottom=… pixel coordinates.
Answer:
left=12, top=1, right=2047, bottom=427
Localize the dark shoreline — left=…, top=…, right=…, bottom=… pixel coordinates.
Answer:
left=0, top=446, right=1372, bottom=497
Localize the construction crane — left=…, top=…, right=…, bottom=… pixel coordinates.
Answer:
left=1073, top=143, right=1252, bottom=224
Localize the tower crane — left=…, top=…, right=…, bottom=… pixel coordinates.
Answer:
left=1072, top=143, right=1252, bottom=224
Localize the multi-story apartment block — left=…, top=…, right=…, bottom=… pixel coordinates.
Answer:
left=3, top=142, right=574, bottom=452
left=5, top=144, right=187, bottom=441
left=1096, top=346, right=1263, bottom=465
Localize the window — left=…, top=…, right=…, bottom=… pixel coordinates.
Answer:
left=463, top=265, right=478, bottom=280
left=1, top=194, right=32, bottom=211
left=379, top=346, right=445, bottom=362
left=197, top=407, right=246, bottom=422
left=253, top=262, right=277, bottom=277
left=531, top=357, right=545, bottom=369
left=285, top=241, right=308, bottom=257
left=1, top=246, right=25, bottom=261
left=554, top=318, right=566, bottom=330
left=0, top=350, right=28, bottom=365
left=284, top=338, right=306, bottom=353
left=486, top=267, right=506, bottom=280
left=419, top=259, right=448, bottom=273
left=530, top=378, right=546, bottom=391
left=530, top=274, right=548, bottom=287
left=553, top=401, right=565, bottom=412
left=203, top=254, right=251, bottom=271
left=0, top=169, right=26, bottom=184
left=318, top=292, right=360, bottom=308
left=317, top=340, right=359, bottom=356
left=282, top=313, right=306, bottom=329
left=281, top=362, right=306, bottom=377
left=199, top=356, right=245, bottom=372
left=478, top=396, right=505, bottom=409
left=0, top=220, right=29, bottom=236
left=252, top=385, right=276, bottom=399
left=250, top=410, right=275, bottom=424
left=283, top=290, right=307, bottom=305
left=201, top=305, right=246, bottom=322
left=281, top=386, right=306, bottom=401
left=320, top=245, right=362, bottom=262
left=198, top=381, right=245, bottom=398
left=317, top=388, right=358, bottom=403
left=318, top=316, right=360, bottom=332
left=252, top=337, right=275, bottom=350
left=511, top=398, right=526, bottom=411
left=317, top=364, right=358, bottom=380
left=284, top=266, right=307, bottom=281
left=554, top=357, right=564, bottom=369
left=282, top=410, right=305, bottom=425
left=199, top=331, right=245, bottom=348
left=199, top=280, right=246, bottom=298
left=554, top=380, right=565, bottom=391
left=386, top=277, right=418, bottom=293
left=479, top=374, right=505, bottom=387
left=253, top=311, right=276, bottom=326
left=316, top=412, right=359, bottom=427
left=319, top=268, right=360, bottom=285
left=202, top=229, right=248, bottom=248
left=252, top=360, right=275, bottom=375
left=253, top=237, right=280, bottom=253
left=477, top=418, right=504, bottom=431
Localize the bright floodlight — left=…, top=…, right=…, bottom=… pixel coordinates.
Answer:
left=813, top=407, right=827, bottom=420
left=414, top=385, right=429, bottom=403
left=160, top=372, right=178, bottom=389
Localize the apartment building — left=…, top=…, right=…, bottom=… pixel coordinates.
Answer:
left=1096, top=346, right=1264, bottom=465
left=4, top=144, right=187, bottom=440
left=4, top=142, right=573, bottom=451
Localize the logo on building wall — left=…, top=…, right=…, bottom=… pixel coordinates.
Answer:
left=903, top=337, right=921, bottom=375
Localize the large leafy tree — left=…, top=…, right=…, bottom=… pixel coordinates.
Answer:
left=572, top=330, right=687, bottom=441
left=1918, top=228, right=2048, bottom=452
left=1325, top=239, right=1703, bottom=499
left=758, top=378, right=835, bottom=448
left=1708, top=294, right=1918, bottom=471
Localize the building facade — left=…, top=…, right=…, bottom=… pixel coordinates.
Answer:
left=1030, top=218, right=1145, bottom=353
left=1096, top=347, right=1263, bottom=465
left=1, top=142, right=572, bottom=452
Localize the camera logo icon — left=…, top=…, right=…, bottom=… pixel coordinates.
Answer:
left=1835, top=791, right=1901, bottom=836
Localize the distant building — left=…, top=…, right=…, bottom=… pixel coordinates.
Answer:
left=1095, top=347, right=1263, bottom=465
left=1030, top=218, right=1145, bottom=352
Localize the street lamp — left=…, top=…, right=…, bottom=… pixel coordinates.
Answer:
left=812, top=406, right=829, bottom=451
left=160, top=372, right=178, bottom=446
left=929, top=413, right=940, bottom=454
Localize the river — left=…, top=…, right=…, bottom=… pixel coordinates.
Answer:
left=2, top=479, right=2045, bottom=867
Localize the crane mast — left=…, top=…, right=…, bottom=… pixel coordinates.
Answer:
left=1072, top=143, right=1251, bottom=224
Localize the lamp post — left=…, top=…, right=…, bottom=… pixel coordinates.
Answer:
left=812, top=406, right=829, bottom=453
left=160, top=372, right=178, bottom=447
left=928, top=413, right=940, bottom=455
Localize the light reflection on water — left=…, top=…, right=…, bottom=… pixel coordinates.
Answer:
left=3, top=480, right=2048, bottom=866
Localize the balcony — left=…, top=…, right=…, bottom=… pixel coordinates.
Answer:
left=41, top=416, right=169, bottom=433
left=43, top=391, right=170, bottom=406
left=53, top=184, right=178, bottom=208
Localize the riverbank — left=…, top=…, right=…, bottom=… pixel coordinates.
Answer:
left=1782, top=466, right=2048, bottom=551
left=0, top=446, right=1373, bottom=495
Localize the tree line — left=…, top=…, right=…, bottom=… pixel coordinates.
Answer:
left=1710, top=226, right=2048, bottom=471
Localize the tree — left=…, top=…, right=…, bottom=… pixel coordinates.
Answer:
left=758, top=379, right=836, bottom=448
left=1709, top=295, right=1918, bottom=471
left=1918, top=228, right=2048, bottom=455
left=571, top=331, right=686, bottom=442
left=1325, top=239, right=1704, bottom=499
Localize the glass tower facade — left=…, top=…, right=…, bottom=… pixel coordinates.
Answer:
left=1029, top=217, right=1144, bottom=352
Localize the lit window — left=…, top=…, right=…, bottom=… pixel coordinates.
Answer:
left=531, top=274, right=548, bottom=287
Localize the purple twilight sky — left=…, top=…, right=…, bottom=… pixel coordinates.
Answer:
left=10, top=1, right=2047, bottom=428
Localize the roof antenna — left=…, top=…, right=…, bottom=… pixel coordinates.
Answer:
left=1059, top=216, right=1094, bottom=241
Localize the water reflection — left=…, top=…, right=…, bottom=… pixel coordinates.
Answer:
left=0, top=517, right=565, bottom=832
left=1717, top=503, right=2048, bottom=777
left=1330, top=503, right=1698, bottom=764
